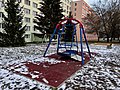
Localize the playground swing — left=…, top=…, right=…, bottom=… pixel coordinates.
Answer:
left=43, top=18, right=91, bottom=65
left=57, top=23, right=78, bottom=56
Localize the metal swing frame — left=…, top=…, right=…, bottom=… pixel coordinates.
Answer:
left=43, top=18, right=91, bottom=65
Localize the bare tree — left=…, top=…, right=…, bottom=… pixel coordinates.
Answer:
left=107, top=0, right=120, bottom=42
left=82, top=11, right=101, bottom=41
left=92, top=0, right=120, bottom=42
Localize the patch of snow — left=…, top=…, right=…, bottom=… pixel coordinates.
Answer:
left=71, top=54, right=82, bottom=61
left=42, top=78, right=49, bottom=84
left=34, top=71, right=39, bottom=74
left=30, top=73, right=39, bottom=79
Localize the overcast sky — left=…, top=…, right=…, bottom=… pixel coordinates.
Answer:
left=72, top=0, right=95, bottom=6
left=85, top=0, right=95, bottom=5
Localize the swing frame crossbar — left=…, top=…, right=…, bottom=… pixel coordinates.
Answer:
left=43, top=18, right=91, bottom=65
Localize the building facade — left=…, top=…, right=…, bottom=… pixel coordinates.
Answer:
left=0, top=0, right=71, bottom=42
left=61, top=0, right=71, bottom=17
left=71, top=0, right=98, bottom=41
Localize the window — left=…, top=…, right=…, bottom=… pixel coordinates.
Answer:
left=32, top=11, right=37, bottom=16
left=83, top=2, right=84, bottom=5
left=25, top=26, right=30, bottom=31
left=74, top=13, right=76, bottom=16
left=0, top=23, right=4, bottom=28
left=33, top=2, right=38, bottom=8
left=33, top=26, right=37, bottom=31
left=75, top=8, right=76, bottom=11
left=64, top=9, right=66, bottom=12
left=0, top=12, right=3, bottom=18
left=25, top=34, right=30, bottom=38
left=67, top=0, right=69, bottom=3
left=75, top=3, right=77, bottom=6
left=24, top=8, right=30, bottom=14
left=24, top=0, right=30, bottom=5
left=0, top=23, right=2, bottom=28
left=2, top=23, right=4, bottom=28
left=16, top=0, right=21, bottom=3
left=0, top=1, right=3, bottom=8
left=24, top=17, right=30, bottom=22
left=67, top=6, right=69, bottom=10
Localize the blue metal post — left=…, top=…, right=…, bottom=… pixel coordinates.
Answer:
left=64, top=25, right=67, bottom=49
left=57, top=26, right=64, bottom=53
left=80, top=27, right=84, bottom=65
left=57, top=30, right=60, bottom=53
left=71, top=25, right=75, bottom=48
left=74, top=25, right=79, bottom=52
left=43, top=28, right=57, bottom=57
left=82, top=28, right=91, bottom=58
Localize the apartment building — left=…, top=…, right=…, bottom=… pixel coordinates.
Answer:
left=61, top=0, right=71, bottom=17
left=0, top=0, right=41, bottom=42
left=71, top=0, right=98, bottom=41
left=0, top=0, right=71, bottom=43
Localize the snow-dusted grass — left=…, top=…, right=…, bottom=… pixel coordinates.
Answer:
left=0, top=43, right=120, bottom=90
left=58, top=44, right=120, bottom=90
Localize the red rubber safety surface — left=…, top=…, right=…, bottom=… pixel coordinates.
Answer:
left=15, top=53, right=90, bottom=87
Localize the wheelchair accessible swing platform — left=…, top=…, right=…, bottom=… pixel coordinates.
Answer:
left=13, top=18, right=93, bottom=88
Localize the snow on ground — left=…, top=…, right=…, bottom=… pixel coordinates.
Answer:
left=58, top=44, right=120, bottom=90
left=0, top=43, right=120, bottom=90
